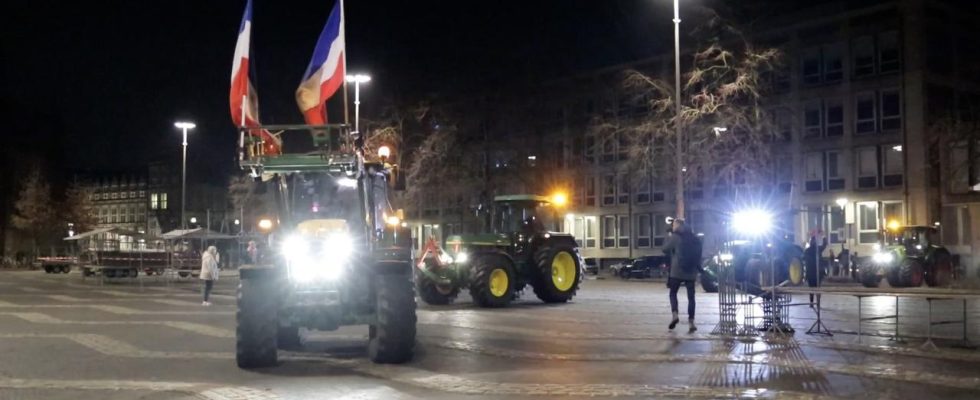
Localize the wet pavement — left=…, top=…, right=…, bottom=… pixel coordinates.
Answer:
left=0, top=270, right=979, bottom=399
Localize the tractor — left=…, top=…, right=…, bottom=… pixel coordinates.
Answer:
left=234, top=124, right=416, bottom=368
left=700, top=238, right=805, bottom=296
left=860, top=225, right=954, bottom=288
left=414, top=195, right=584, bottom=307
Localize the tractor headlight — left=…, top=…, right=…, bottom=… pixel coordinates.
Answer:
left=719, top=252, right=734, bottom=262
left=732, top=209, right=773, bottom=237
left=282, top=233, right=352, bottom=283
left=455, top=252, right=469, bottom=264
left=439, top=253, right=454, bottom=264
left=872, top=252, right=894, bottom=264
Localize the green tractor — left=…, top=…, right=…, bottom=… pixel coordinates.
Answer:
left=860, top=225, right=954, bottom=288
left=235, top=124, right=416, bottom=368
left=414, top=195, right=584, bottom=308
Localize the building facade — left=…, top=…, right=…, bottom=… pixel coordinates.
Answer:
left=409, top=0, right=980, bottom=276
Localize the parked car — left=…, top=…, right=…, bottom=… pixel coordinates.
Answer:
left=583, top=257, right=598, bottom=275
left=615, top=256, right=669, bottom=279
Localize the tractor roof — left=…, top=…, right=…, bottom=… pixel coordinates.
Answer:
left=494, top=194, right=550, bottom=203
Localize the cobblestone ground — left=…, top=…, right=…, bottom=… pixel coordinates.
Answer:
left=1, top=270, right=979, bottom=399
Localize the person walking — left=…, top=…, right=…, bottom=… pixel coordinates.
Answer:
left=662, top=218, right=702, bottom=333
left=804, top=231, right=828, bottom=306
left=200, top=246, right=220, bottom=306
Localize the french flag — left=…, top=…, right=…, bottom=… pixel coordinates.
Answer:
left=230, top=0, right=280, bottom=155
left=296, top=0, right=345, bottom=125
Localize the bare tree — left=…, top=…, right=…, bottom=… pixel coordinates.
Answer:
left=930, top=106, right=980, bottom=194
left=592, top=15, right=781, bottom=217
left=62, top=182, right=98, bottom=233
left=12, top=167, right=57, bottom=257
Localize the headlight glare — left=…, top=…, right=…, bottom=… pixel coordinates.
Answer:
left=455, top=252, right=469, bottom=264
left=872, top=252, right=894, bottom=264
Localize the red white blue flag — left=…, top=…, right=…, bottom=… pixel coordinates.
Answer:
left=296, top=0, right=345, bottom=125
left=230, top=0, right=280, bottom=154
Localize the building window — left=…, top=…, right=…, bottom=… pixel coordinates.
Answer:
left=853, top=36, right=875, bottom=77
left=776, top=156, right=793, bottom=194
left=636, top=176, right=651, bottom=204
left=601, top=136, right=616, bottom=164
left=635, top=214, right=651, bottom=248
left=856, top=147, right=879, bottom=189
left=801, top=47, right=821, bottom=85
left=111, top=192, right=118, bottom=200
left=883, top=202, right=904, bottom=229
left=652, top=191, right=666, bottom=202
left=572, top=217, right=585, bottom=247
left=91, top=193, right=99, bottom=201
left=159, top=193, right=168, bottom=210
left=150, top=193, right=159, bottom=210
left=584, top=216, right=597, bottom=248
left=653, top=215, right=667, bottom=247
left=826, top=151, right=845, bottom=190
left=825, top=99, right=843, bottom=137
left=880, top=90, right=901, bottom=131
left=139, top=190, right=145, bottom=198
left=617, top=174, right=629, bottom=205
left=804, top=152, right=824, bottom=192
left=855, top=93, right=876, bottom=135
left=687, top=210, right=705, bottom=233
left=618, top=215, right=630, bottom=248
left=617, top=132, right=629, bottom=161
left=774, top=108, right=792, bottom=141
left=602, top=215, right=616, bottom=248
left=829, top=206, right=845, bottom=244
left=584, top=135, right=596, bottom=164
left=823, top=43, right=843, bottom=82
left=803, top=101, right=822, bottom=138
left=585, top=175, right=596, bottom=206
left=949, top=141, right=972, bottom=194
left=878, top=31, right=900, bottom=73
left=882, top=145, right=904, bottom=187
left=858, top=202, right=880, bottom=244
left=602, top=175, right=616, bottom=206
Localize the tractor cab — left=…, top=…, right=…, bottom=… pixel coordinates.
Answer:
left=882, top=225, right=938, bottom=257
left=490, top=195, right=556, bottom=236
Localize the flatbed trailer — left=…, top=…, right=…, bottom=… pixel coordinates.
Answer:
left=36, top=257, right=76, bottom=274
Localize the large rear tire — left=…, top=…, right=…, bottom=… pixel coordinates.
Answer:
left=787, top=257, right=805, bottom=286
left=742, top=256, right=769, bottom=296
left=414, top=263, right=459, bottom=305
left=859, top=263, right=882, bottom=288
left=368, top=272, right=417, bottom=364
left=469, top=254, right=515, bottom=308
left=532, top=245, right=582, bottom=303
left=236, top=276, right=278, bottom=368
left=925, top=251, right=954, bottom=287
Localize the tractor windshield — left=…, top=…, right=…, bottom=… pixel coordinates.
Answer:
left=884, top=228, right=933, bottom=249
left=493, top=201, right=556, bottom=233
left=288, top=173, right=361, bottom=226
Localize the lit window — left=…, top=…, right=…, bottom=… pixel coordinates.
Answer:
left=602, top=175, right=615, bottom=206
left=883, top=145, right=903, bottom=187
left=804, top=152, right=824, bottom=192
left=617, top=215, right=630, bottom=248
left=160, top=193, right=168, bottom=210
left=584, top=216, right=597, bottom=248
left=602, top=215, right=616, bottom=248
left=584, top=175, right=596, bottom=207
left=653, top=215, right=667, bottom=247
left=635, top=176, right=651, bottom=204
left=826, top=151, right=845, bottom=190
left=616, top=174, right=629, bottom=205
left=150, top=193, right=159, bottom=210
left=635, top=214, right=651, bottom=248
left=856, top=147, right=879, bottom=189
left=858, top=202, right=880, bottom=244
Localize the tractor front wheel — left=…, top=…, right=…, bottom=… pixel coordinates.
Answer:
left=368, top=272, right=417, bottom=363
left=888, top=258, right=924, bottom=288
left=532, top=245, right=582, bottom=303
left=787, top=257, right=805, bottom=286
left=859, top=263, right=882, bottom=288
left=469, top=255, right=516, bottom=308
left=926, top=251, right=954, bottom=287
left=236, top=276, right=279, bottom=368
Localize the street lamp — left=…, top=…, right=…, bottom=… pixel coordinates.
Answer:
left=345, top=74, right=371, bottom=135
left=174, top=121, right=196, bottom=230
left=672, top=0, right=684, bottom=218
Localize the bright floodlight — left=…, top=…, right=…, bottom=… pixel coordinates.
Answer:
left=732, top=209, right=772, bottom=236
left=174, top=121, right=196, bottom=129
left=835, top=197, right=848, bottom=208
left=345, top=74, right=371, bottom=83
left=551, top=192, right=568, bottom=207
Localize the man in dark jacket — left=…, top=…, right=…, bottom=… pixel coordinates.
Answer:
left=662, top=218, right=702, bottom=332
left=804, top=231, right=828, bottom=305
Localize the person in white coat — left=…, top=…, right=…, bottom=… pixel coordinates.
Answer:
left=200, top=246, right=220, bottom=306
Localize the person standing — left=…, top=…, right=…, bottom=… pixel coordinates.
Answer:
left=662, top=218, right=702, bottom=333
left=246, top=240, right=258, bottom=264
left=804, top=231, right=828, bottom=306
left=200, top=246, right=220, bottom=306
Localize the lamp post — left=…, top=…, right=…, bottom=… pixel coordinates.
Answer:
left=672, top=0, right=684, bottom=219
left=345, top=74, right=371, bottom=135
left=175, top=121, right=196, bottom=230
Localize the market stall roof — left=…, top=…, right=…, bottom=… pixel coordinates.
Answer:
left=64, top=227, right=144, bottom=241
left=160, top=228, right=238, bottom=240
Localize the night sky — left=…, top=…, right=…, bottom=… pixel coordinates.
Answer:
left=2, top=0, right=814, bottom=180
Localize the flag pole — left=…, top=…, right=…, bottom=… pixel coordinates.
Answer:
left=340, top=0, right=350, bottom=130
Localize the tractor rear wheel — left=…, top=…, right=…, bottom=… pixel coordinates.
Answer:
left=787, top=257, right=805, bottom=286
left=532, top=245, right=582, bottom=303
left=888, top=258, right=924, bottom=288
left=859, top=263, right=882, bottom=288
left=743, top=257, right=769, bottom=296
left=926, top=251, right=954, bottom=287
left=415, top=265, right=459, bottom=305
left=368, top=272, right=416, bottom=364
left=236, top=276, right=278, bottom=368
left=469, top=254, right=515, bottom=308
